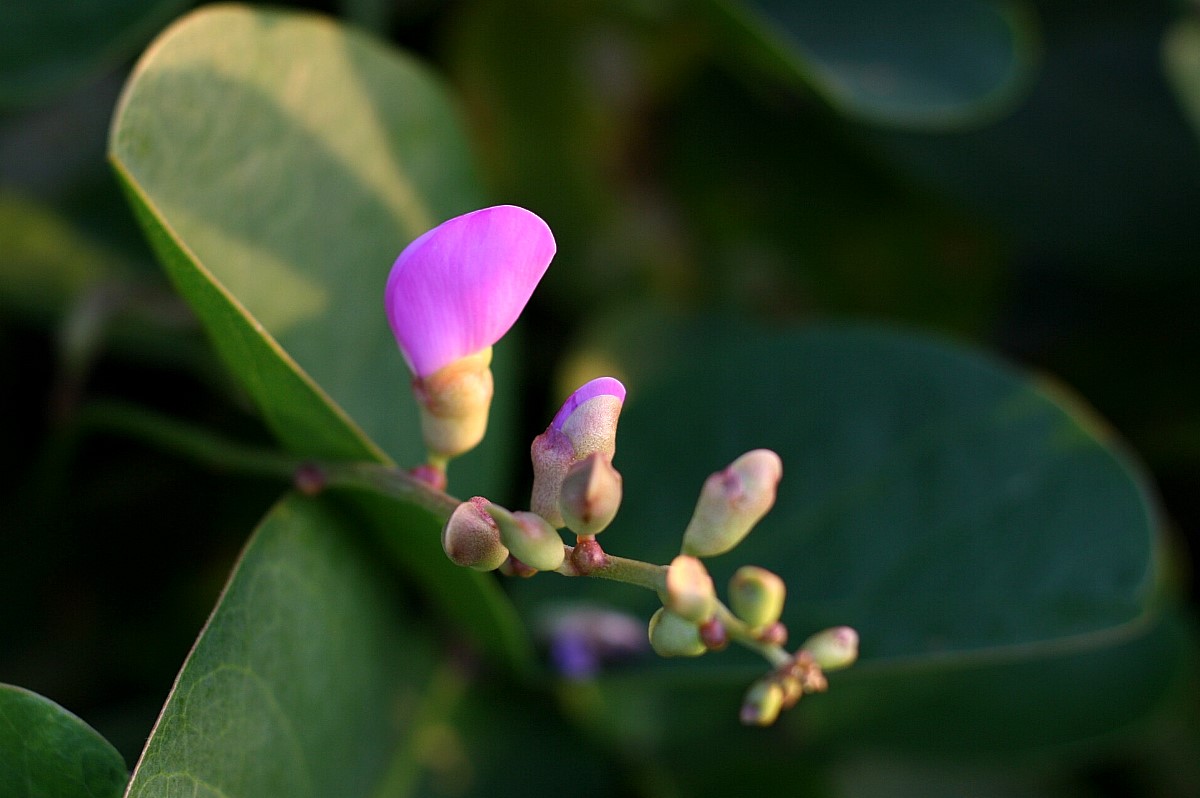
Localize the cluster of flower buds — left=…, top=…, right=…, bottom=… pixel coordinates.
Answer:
left=739, top=626, right=859, bottom=726
left=389, top=205, right=858, bottom=727
left=441, top=377, right=627, bottom=577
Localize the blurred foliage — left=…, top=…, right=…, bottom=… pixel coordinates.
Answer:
left=2, top=0, right=1198, bottom=796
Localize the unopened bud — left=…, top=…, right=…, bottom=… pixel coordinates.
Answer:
left=740, top=678, right=784, bottom=727
left=681, top=449, right=782, bottom=558
left=699, top=617, right=728, bottom=651
left=559, top=454, right=623, bottom=536
left=442, top=497, right=508, bottom=571
left=663, top=555, right=716, bottom=623
left=487, top=505, right=565, bottom=573
left=758, top=621, right=788, bottom=647
left=800, top=626, right=859, bottom=672
left=570, top=536, right=608, bottom=574
left=647, top=608, right=706, bottom=657
left=413, top=348, right=494, bottom=459
left=531, top=378, right=626, bottom=527
left=530, top=427, right=574, bottom=527
left=729, top=566, right=786, bottom=629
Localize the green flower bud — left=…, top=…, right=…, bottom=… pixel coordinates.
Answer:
left=663, top=555, right=716, bottom=624
left=681, top=449, right=782, bottom=558
left=442, top=497, right=508, bottom=571
left=559, top=453, right=622, bottom=537
left=487, top=504, right=565, bottom=572
left=800, top=626, right=859, bottom=672
left=647, top=607, right=706, bottom=657
left=413, top=348, right=495, bottom=460
left=729, top=566, right=786, bottom=629
left=739, top=678, right=785, bottom=727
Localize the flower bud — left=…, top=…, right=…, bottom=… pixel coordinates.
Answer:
left=413, top=348, right=494, bottom=460
left=680, top=449, right=783, bottom=558
left=740, top=678, right=785, bottom=727
left=442, top=497, right=508, bottom=571
left=555, top=379, right=625, bottom=460
left=728, top=566, right=786, bottom=629
left=800, top=626, right=859, bottom=672
left=487, top=504, right=565, bottom=573
left=530, top=427, right=574, bottom=527
left=663, top=555, right=716, bottom=624
left=647, top=608, right=706, bottom=657
left=559, top=453, right=623, bottom=536
left=531, top=378, right=626, bottom=527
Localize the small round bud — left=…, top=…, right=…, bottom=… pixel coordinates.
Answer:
left=698, top=617, right=728, bottom=651
left=800, top=626, right=859, bottom=672
left=647, top=608, right=706, bottom=657
left=740, top=678, right=785, bottom=727
left=729, top=566, right=786, bottom=629
left=663, top=555, right=716, bottom=624
left=681, top=449, right=783, bottom=558
left=758, top=621, right=788, bottom=647
left=413, top=348, right=495, bottom=460
left=487, top=505, right=565, bottom=572
left=442, top=497, right=508, bottom=571
left=570, top=536, right=609, bottom=574
left=293, top=463, right=326, bottom=496
left=559, top=453, right=623, bottom=536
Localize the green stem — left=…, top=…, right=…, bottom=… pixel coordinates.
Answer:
left=555, top=548, right=667, bottom=592
left=76, top=400, right=458, bottom=518
left=715, top=603, right=792, bottom=668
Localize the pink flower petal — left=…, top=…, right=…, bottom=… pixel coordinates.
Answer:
left=551, top=377, right=627, bottom=431
left=385, top=205, right=555, bottom=377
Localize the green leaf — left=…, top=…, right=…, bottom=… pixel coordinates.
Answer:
left=125, top=494, right=438, bottom=797
left=108, top=4, right=514, bottom=486
left=1164, top=16, right=1200, bottom=147
left=0, top=684, right=128, bottom=798
left=522, top=313, right=1163, bottom=750
left=108, top=5, right=531, bottom=664
left=710, top=0, right=1040, bottom=129
left=0, top=0, right=190, bottom=107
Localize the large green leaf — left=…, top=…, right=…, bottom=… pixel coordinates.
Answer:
left=0, top=684, right=128, bottom=798
left=125, top=494, right=436, bottom=797
left=518, top=313, right=1164, bottom=750
left=710, top=0, right=1039, bottom=129
left=108, top=4, right=517, bottom=487
left=108, top=5, right=529, bottom=664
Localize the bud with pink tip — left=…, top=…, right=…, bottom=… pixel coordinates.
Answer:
left=681, top=449, right=783, bottom=558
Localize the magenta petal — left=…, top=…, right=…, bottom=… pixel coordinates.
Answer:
left=385, top=205, right=556, bottom=377
left=551, top=377, right=627, bottom=431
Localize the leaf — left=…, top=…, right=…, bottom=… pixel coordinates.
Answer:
left=108, top=4, right=516, bottom=488
left=518, top=313, right=1164, bottom=750
left=125, top=494, right=438, bottom=797
left=1164, top=16, right=1200, bottom=147
left=108, top=5, right=530, bottom=664
left=0, top=0, right=190, bottom=107
left=0, top=684, right=128, bottom=798
left=710, top=0, right=1040, bottom=129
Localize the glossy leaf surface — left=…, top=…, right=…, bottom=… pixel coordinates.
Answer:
left=125, top=494, right=433, bottom=797
left=0, top=684, right=128, bottom=798
left=713, top=0, right=1039, bottom=128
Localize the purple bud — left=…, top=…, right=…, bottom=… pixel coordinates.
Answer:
left=531, top=377, right=626, bottom=525
left=385, top=205, right=555, bottom=378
